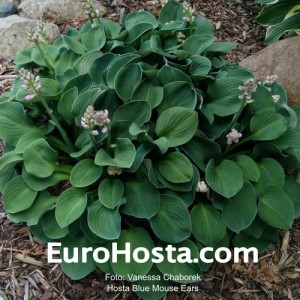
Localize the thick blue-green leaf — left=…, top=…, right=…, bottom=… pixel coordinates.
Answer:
left=95, top=138, right=136, bottom=168
left=55, top=188, right=87, bottom=228
left=150, top=194, right=191, bottom=243
left=250, top=109, right=288, bottom=140
left=70, top=159, right=103, bottom=188
left=191, top=203, right=226, bottom=246
left=98, top=178, right=125, bottom=209
left=0, top=102, right=40, bottom=146
left=3, top=176, right=37, bottom=213
left=157, top=152, right=193, bottom=184
left=23, top=139, right=58, bottom=178
left=258, top=186, right=294, bottom=230
left=87, top=201, right=121, bottom=240
left=121, top=180, right=160, bottom=219
left=155, top=107, right=198, bottom=147
left=205, top=77, right=244, bottom=117
left=110, top=228, right=154, bottom=281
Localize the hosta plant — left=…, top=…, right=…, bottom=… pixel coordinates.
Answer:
left=256, top=0, right=300, bottom=44
left=1, top=0, right=300, bottom=299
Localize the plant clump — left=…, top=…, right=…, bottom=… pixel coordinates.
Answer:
left=0, top=1, right=300, bottom=299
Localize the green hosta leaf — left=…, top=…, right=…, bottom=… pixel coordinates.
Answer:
left=115, top=63, right=142, bottom=102
left=113, top=101, right=151, bottom=126
left=81, top=25, right=106, bottom=50
left=63, top=35, right=86, bottom=54
left=23, top=139, right=58, bottom=178
left=0, top=102, right=40, bottom=146
left=39, top=78, right=61, bottom=98
left=256, top=2, right=299, bottom=25
left=54, top=50, right=80, bottom=75
left=87, top=201, right=121, bottom=240
left=125, top=23, right=154, bottom=45
left=14, top=47, right=33, bottom=65
left=22, top=170, right=69, bottom=192
left=191, top=203, right=226, bottom=246
left=74, top=50, right=103, bottom=75
left=283, top=178, right=300, bottom=218
left=155, top=107, right=198, bottom=147
left=272, top=129, right=300, bottom=160
left=106, top=54, right=140, bottom=88
left=258, top=186, right=294, bottom=230
left=72, top=87, right=103, bottom=115
left=156, top=65, right=192, bottom=86
left=99, top=18, right=121, bottom=39
left=132, top=79, right=164, bottom=108
left=61, top=235, right=96, bottom=280
left=234, top=155, right=260, bottom=182
left=159, top=0, right=184, bottom=23
left=8, top=192, right=56, bottom=226
left=255, top=158, right=285, bottom=195
left=157, top=81, right=197, bottom=112
left=182, top=136, right=221, bottom=171
left=42, top=209, right=68, bottom=239
left=205, top=77, right=244, bottom=117
left=3, top=176, right=37, bottom=213
left=89, top=53, right=117, bottom=84
left=70, top=159, right=103, bottom=188
left=31, top=45, right=59, bottom=67
left=0, top=169, right=17, bottom=194
left=110, top=228, right=154, bottom=281
left=121, top=180, right=160, bottom=219
left=98, top=178, right=125, bottom=209
left=58, top=87, right=78, bottom=124
left=250, top=109, right=288, bottom=140
left=0, top=151, right=23, bottom=176
left=190, top=55, right=211, bottom=76
left=183, top=34, right=215, bottom=55
left=221, top=182, right=257, bottom=233
left=157, top=152, right=193, bottom=184
left=206, top=159, right=244, bottom=198
left=95, top=138, right=136, bottom=168
left=157, top=240, right=201, bottom=284
left=125, top=11, right=158, bottom=30
left=55, top=188, right=87, bottom=228
left=15, top=132, right=45, bottom=154
left=150, top=194, right=191, bottom=243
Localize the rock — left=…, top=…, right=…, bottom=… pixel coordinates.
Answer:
left=240, top=36, right=300, bottom=106
left=0, top=0, right=20, bottom=5
left=0, top=15, right=60, bottom=59
left=18, top=0, right=106, bottom=23
left=0, top=2, right=17, bottom=18
left=0, top=290, right=8, bottom=300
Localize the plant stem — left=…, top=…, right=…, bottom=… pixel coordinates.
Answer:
left=89, top=132, right=98, bottom=153
left=55, top=165, right=73, bottom=174
left=40, top=97, right=75, bottom=151
left=36, top=43, right=55, bottom=74
left=226, top=135, right=253, bottom=153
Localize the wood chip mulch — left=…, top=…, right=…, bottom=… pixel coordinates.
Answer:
left=1, top=1, right=299, bottom=300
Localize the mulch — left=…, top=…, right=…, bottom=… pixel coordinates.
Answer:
left=1, top=1, right=299, bottom=299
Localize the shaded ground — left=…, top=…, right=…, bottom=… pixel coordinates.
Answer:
left=1, top=1, right=299, bottom=299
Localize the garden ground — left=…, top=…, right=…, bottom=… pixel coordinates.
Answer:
left=0, top=1, right=299, bottom=299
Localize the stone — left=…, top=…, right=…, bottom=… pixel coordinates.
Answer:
left=0, top=2, right=17, bottom=18
left=0, top=0, right=20, bottom=5
left=0, top=290, right=8, bottom=300
left=240, top=36, right=300, bottom=106
left=18, top=0, right=106, bottom=23
left=0, top=15, right=60, bottom=59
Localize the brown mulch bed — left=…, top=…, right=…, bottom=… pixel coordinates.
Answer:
left=1, top=1, right=300, bottom=300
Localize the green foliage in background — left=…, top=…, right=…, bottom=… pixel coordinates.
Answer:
left=256, top=0, right=300, bottom=44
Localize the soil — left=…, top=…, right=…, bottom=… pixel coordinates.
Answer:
left=1, top=1, right=299, bottom=300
